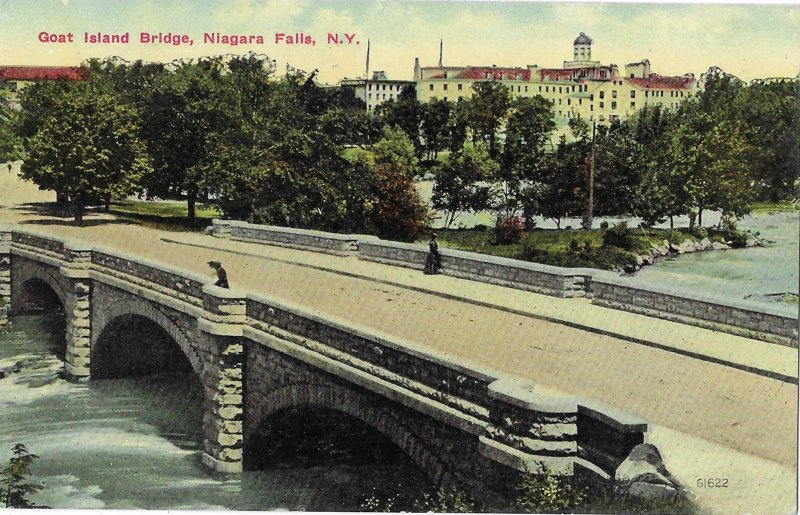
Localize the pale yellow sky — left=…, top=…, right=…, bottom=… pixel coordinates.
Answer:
left=1, top=1, right=798, bottom=83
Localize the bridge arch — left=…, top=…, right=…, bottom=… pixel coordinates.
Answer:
left=91, top=298, right=202, bottom=379
left=246, top=382, right=451, bottom=485
left=11, top=261, right=67, bottom=314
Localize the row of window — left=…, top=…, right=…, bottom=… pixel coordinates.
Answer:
left=367, top=83, right=400, bottom=91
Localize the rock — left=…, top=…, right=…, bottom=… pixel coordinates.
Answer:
left=699, top=237, right=713, bottom=250
left=679, top=240, right=696, bottom=253
left=615, top=444, right=684, bottom=504
left=635, top=255, right=644, bottom=267
left=641, top=254, right=653, bottom=266
left=668, top=243, right=681, bottom=254
left=712, top=241, right=730, bottom=251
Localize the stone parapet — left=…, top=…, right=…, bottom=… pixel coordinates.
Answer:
left=211, top=219, right=371, bottom=256
left=591, top=274, right=799, bottom=346
left=0, top=226, right=10, bottom=321
left=359, top=239, right=592, bottom=297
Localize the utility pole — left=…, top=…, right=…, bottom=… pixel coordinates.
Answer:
left=583, top=120, right=596, bottom=230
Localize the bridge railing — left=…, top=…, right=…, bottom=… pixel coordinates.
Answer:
left=11, top=230, right=66, bottom=258
left=91, top=247, right=207, bottom=305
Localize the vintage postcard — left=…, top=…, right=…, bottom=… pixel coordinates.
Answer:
left=0, top=0, right=797, bottom=513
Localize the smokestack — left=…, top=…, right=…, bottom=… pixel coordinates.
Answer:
left=438, top=38, right=443, bottom=67
left=365, top=39, right=370, bottom=78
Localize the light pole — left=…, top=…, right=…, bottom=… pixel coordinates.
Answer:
left=582, top=121, right=596, bottom=230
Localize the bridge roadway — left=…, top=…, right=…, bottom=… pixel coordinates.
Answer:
left=0, top=168, right=796, bottom=512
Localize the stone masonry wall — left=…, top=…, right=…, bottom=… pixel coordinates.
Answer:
left=212, top=219, right=368, bottom=256
left=591, top=276, right=799, bottom=346
left=358, top=239, right=591, bottom=298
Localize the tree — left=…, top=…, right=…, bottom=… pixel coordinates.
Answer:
left=525, top=137, right=587, bottom=229
left=464, top=81, right=511, bottom=159
left=377, top=85, right=423, bottom=152
left=592, top=119, right=643, bottom=216
left=141, top=58, right=232, bottom=221
left=1, top=444, right=46, bottom=509
left=20, top=79, right=151, bottom=223
left=432, top=142, right=495, bottom=228
left=497, top=96, right=555, bottom=219
left=420, top=98, right=451, bottom=160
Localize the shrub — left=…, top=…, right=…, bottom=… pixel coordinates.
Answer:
left=493, top=216, right=524, bottom=244
left=515, top=466, right=588, bottom=513
left=1, top=444, right=46, bottom=509
left=582, top=238, right=593, bottom=255
left=667, top=230, right=684, bottom=245
left=603, top=221, right=636, bottom=250
left=689, top=226, right=708, bottom=239
left=412, top=486, right=475, bottom=512
left=568, top=238, right=580, bottom=254
left=599, top=220, right=609, bottom=229
left=716, top=228, right=748, bottom=248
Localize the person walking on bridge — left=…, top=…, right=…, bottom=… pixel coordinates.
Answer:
left=208, top=260, right=229, bottom=288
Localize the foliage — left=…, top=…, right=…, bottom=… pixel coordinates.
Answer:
left=603, top=221, right=636, bottom=250
left=524, top=138, right=588, bottom=229
left=411, top=486, right=475, bottom=512
left=377, top=85, right=423, bottom=152
left=514, top=466, right=588, bottom=513
left=420, top=98, right=452, bottom=159
left=496, top=96, right=555, bottom=219
left=1, top=444, right=46, bottom=509
left=493, top=215, right=524, bottom=244
left=464, top=81, right=511, bottom=158
left=18, top=78, right=151, bottom=223
left=432, top=142, right=495, bottom=228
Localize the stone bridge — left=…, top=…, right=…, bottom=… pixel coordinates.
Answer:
left=0, top=225, right=650, bottom=497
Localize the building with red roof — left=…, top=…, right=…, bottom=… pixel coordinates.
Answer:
left=0, top=65, right=87, bottom=109
left=413, top=34, right=700, bottom=125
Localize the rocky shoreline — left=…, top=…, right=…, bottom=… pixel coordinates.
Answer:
left=623, top=235, right=764, bottom=274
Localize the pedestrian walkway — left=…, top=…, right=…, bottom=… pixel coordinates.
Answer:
left=164, top=231, right=798, bottom=383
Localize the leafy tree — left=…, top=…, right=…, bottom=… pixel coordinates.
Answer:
left=525, top=137, right=588, bottom=229
left=377, top=85, right=423, bottom=152
left=1, top=444, right=46, bottom=509
left=497, top=96, right=555, bottom=219
left=593, top=119, right=643, bottom=216
left=19, top=79, right=151, bottom=223
left=420, top=98, right=451, bottom=160
left=0, top=111, right=21, bottom=163
left=432, top=142, right=495, bottom=228
left=141, top=58, right=232, bottom=221
left=464, top=81, right=511, bottom=158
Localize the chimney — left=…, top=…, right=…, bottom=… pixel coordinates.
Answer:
left=438, top=39, right=443, bottom=67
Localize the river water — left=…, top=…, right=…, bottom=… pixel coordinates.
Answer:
left=0, top=315, right=428, bottom=511
left=632, top=210, right=799, bottom=308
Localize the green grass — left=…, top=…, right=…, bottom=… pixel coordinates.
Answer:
left=750, top=201, right=798, bottom=211
left=109, top=200, right=220, bottom=230
left=431, top=226, right=710, bottom=271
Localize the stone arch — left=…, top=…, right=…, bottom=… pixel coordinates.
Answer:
left=246, top=382, right=451, bottom=486
left=11, top=261, right=67, bottom=313
left=91, top=297, right=203, bottom=379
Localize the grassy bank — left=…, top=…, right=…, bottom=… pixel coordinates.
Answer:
left=750, top=201, right=798, bottom=212
left=110, top=200, right=219, bottom=229
left=434, top=225, right=745, bottom=271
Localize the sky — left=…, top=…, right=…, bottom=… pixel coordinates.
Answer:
left=0, top=0, right=798, bottom=83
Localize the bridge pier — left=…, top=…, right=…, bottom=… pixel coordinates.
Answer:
left=198, top=285, right=246, bottom=473
left=60, top=243, right=94, bottom=381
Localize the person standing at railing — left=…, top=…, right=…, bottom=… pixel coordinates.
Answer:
left=208, top=260, right=229, bottom=288
left=424, top=233, right=441, bottom=275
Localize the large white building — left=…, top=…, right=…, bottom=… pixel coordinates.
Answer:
left=413, top=33, right=701, bottom=124
left=340, top=71, right=415, bottom=113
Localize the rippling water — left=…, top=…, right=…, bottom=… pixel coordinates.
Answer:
left=0, top=315, right=428, bottom=510
left=633, top=211, right=799, bottom=308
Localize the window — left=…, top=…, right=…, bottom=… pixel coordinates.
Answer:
left=368, top=93, right=372, bottom=100
left=611, top=101, right=617, bottom=110
left=590, top=104, right=594, bottom=111
left=539, top=86, right=542, bottom=92
left=579, top=99, right=582, bottom=105
left=546, top=86, right=549, bottom=92
left=558, top=99, right=562, bottom=105
left=429, top=84, right=434, bottom=91
left=630, top=73, right=635, bottom=78
left=458, top=83, right=463, bottom=91
left=599, top=102, right=604, bottom=109
left=368, top=84, right=372, bottom=91
left=612, top=90, right=617, bottom=98
left=567, top=99, right=571, bottom=106
left=443, top=84, right=448, bottom=91
left=590, top=94, right=594, bottom=101
left=599, top=91, right=605, bottom=99
left=630, top=90, right=636, bottom=98
left=645, top=91, right=649, bottom=97
left=559, top=87, right=562, bottom=93
left=631, top=101, right=636, bottom=109
left=525, top=86, right=528, bottom=92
